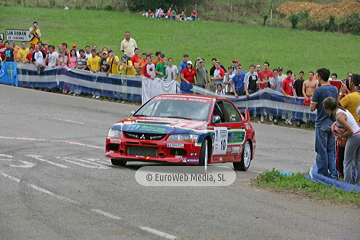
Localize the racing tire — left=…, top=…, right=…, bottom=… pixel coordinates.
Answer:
left=111, top=159, right=127, bottom=166
left=233, top=141, right=251, bottom=171
left=199, top=139, right=210, bottom=166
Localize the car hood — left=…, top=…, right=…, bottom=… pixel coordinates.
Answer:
left=111, top=117, right=208, bottom=134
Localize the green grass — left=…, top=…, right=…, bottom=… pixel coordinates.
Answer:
left=1, top=6, right=360, bottom=77
left=254, top=169, right=360, bottom=205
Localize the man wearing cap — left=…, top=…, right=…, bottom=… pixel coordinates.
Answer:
left=179, top=54, right=189, bottom=73
left=195, top=58, right=208, bottom=89
left=155, top=54, right=168, bottom=78
left=72, top=44, right=80, bottom=58
left=120, top=31, right=137, bottom=60
left=232, top=59, right=239, bottom=69
left=106, top=49, right=120, bottom=75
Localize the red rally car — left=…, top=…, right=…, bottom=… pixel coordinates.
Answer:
left=105, top=94, right=256, bottom=171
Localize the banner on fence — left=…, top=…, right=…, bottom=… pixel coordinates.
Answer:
left=0, top=62, right=18, bottom=86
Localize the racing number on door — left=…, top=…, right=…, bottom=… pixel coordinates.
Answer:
left=213, top=127, right=228, bottom=155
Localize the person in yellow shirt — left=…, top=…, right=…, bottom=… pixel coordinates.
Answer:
left=106, top=49, right=120, bottom=76
left=29, top=21, right=41, bottom=48
left=17, top=42, right=29, bottom=63
left=118, top=56, right=136, bottom=75
left=86, top=49, right=101, bottom=73
left=339, top=73, right=360, bottom=122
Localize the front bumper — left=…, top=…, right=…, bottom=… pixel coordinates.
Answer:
left=105, top=137, right=202, bottom=164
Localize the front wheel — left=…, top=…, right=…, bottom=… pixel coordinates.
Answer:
left=199, top=139, right=210, bottom=166
left=111, top=159, right=127, bottom=166
left=233, top=141, right=251, bottom=171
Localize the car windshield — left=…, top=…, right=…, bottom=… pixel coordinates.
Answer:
left=134, top=99, right=211, bottom=121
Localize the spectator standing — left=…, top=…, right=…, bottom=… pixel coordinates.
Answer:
left=17, top=42, right=29, bottom=63
left=106, top=49, right=120, bottom=75
left=121, top=31, right=137, bottom=60
left=209, top=58, right=227, bottom=79
left=180, top=61, right=196, bottom=93
left=77, top=49, right=88, bottom=70
left=339, top=73, right=360, bottom=123
left=195, top=58, right=208, bottom=89
left=211, top=61, right=226, bottom=87
left=232, top=59, right=239, bottom=69
left=100, top=50, right=109, bottom=72
left=269, top=69, right=283, bottom=124
left=278, top=67, right=286, bottom=80
left=58, top=49, right=69, bottom=67
left=165, top=58, right=178, bottom=81
left=32, top=44, right=46, bottom=74
left=12, top=41, right=20, bottom=62
left=131, top=48, right=141, bottom=75
left=29, top=21, right=41, bottom=48
left=244, top=64, right=258, bottom=97
left=256, top=64, right=261, bottom=75
left=154, top=51, right=167, bottom=65
left=293, top=71, right=305, bottom=127
left=38, top=41, right=47, bottom=55
left=223, top=66, right=234, bottom=95
left=68, top=49, right=78, bottom=68
left=143, top=54, right=156, bottom=80
left=85, top=46, right=92, bottom=59
left=87, top=49, right=101, bottom=73
left=331, top=73, right=337, bottom=80
left=136, top=53, right=147, bottom=76
left=46, top=45, right=59, bottom=68
left=303, top=71, right=319, bottom=127
left=62, top=43, right=70, bottom=57
left=0, top=39, right=6, bottom=62
left=258, top=62, right=273, bottom=89
left=155, top=54, right=168, bottom=78
left=310, top=68, right=338, bottom=179
left=179, top=54, right=189, bottom=73
left=4, top=41, right=14, bottom=62
left=119, top=56, right=136, bottom=75
left=25, top=47, right=34, bottom=63
left=322, top=97, right=360, bottom=185
left=232, top=67, right=246, bottom=98
left=281, top=70, right=295, bottom=125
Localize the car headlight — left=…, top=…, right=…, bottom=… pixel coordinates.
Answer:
left=108, top=128, right=122, bottom=137
left=167, top=134, right=198, bottom=143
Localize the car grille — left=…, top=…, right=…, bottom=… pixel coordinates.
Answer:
left=127, top=146, right=158, bottom=157
left=123, top=132, right=166, bottom=140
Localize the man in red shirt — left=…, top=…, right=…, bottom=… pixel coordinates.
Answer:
left=281, top=70, right=295, bottom=125
left=144, top=55, right=156, bottom=80
left=25, top=47, right=34, bottom=63
left=258, top=61, right=273, bottom=89
left=191, top=10, right=198, bottom=21
left=0, top=39, right=5, bottom=62
left=131, top=48, right=141, bottom=75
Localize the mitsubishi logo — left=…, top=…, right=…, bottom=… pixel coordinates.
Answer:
left=140, top=134, right=145, bottom=139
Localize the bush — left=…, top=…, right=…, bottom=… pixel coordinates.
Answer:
left=104, top=5, right=113, bottom=11
left=289, top=14, right=299, bottom=29
left=338, top=13, right=360, bottom=35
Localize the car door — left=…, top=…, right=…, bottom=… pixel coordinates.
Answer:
left=212, top=100, right=246, bottom=162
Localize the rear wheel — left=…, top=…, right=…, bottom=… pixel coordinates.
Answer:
left=111, top=159, right=127, bottom=166
left=233, top=141, right=251, bottom=171
left=199, top=139, right=210, bottom=166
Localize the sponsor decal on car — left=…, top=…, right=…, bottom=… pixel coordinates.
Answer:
left=175, top=155, right=183, bottom=158
left=228, top=130, right=246, bottom=144
left=167, top=143, right=184, bottom=148
left=181, top=158, right=199, bottom=163
left=231, top=147, right=241, bottom=153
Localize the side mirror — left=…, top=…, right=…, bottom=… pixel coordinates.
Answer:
left=130, top=110, right=135, bottom=116
left=212, top=115, right=221, bottom=124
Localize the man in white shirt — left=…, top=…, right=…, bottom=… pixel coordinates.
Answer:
left=46, top=45, right=59, bottom=68
left=120, top=31, right=137, bottom=60
left=32, top=44, right=46, bottom=74
left=165, top=58, right=178, bottom=81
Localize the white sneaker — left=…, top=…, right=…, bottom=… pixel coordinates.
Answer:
left=285, top=119, right=293, bottom=125
left=260, top=115, right=264, bottom=123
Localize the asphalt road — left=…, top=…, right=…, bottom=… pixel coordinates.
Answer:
left=0, top=85, right=359, bottom=240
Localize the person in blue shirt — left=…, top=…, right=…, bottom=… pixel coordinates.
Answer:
left=232, top=66, right=246, bottom=98
left=310, top=68, right=339, bottom=179
left=178, top=54, right=188, bottom=73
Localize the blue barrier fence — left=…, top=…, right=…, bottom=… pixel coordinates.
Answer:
left=0, top=63, right=317, bottom=121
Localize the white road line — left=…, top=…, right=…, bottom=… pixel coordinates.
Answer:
left=92, top=209, right=122, bottom=220
left=140, top=227, right=177, bottom=240
left=27, top=155, right=70, bottom=168
left=56, top=157, right=111, bottom=169
left=53, top=117, right=84, bottom=125
left=0, top=171, right=79, bottom=204
left=249, top=170, right=263, bottom=174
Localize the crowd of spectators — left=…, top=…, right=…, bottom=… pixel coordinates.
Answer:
left=143, top=8, right=198, bottom=21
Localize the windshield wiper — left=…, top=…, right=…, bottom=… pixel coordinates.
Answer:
left=167, top=116, right=193, bottom=120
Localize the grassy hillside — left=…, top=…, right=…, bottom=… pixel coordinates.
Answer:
left=1, top=6, right=359, bottom=78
